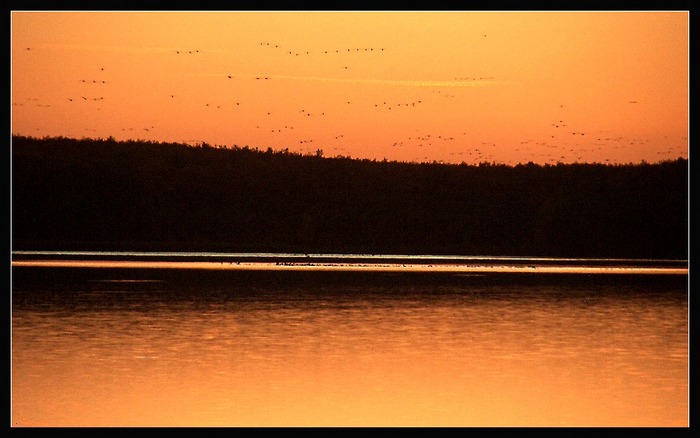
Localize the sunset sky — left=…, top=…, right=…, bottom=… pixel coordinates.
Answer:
left=11, top=10, right=689, bottom=165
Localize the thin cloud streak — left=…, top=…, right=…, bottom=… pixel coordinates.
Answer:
left=16, top=43, right=226, bottom=55
left=194, top=73, right=500, bottom=87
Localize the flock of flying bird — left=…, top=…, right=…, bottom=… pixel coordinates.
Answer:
left=14, top=39, right=685, bottom=165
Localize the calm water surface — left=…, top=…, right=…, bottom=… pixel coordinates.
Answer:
left=11, top=261, right=688, bottom=427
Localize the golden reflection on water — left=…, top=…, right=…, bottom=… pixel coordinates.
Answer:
left=12, top=275, right=688, bottom=426
left=10, top=259, right=689, bottom=275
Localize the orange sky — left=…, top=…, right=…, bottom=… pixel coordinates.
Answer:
left=11, top=11, right=688, bottom=165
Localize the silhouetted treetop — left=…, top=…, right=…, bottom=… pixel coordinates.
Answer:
left=11, top=135, right=688, bottom=259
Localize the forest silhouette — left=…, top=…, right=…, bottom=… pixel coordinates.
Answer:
left=11, top=135, right=688, bottom=259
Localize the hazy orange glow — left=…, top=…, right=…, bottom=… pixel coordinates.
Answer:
left=11, top=11, right=688, bottom=165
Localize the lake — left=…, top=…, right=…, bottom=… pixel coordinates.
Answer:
left=11, top=252, right=688, bottom=427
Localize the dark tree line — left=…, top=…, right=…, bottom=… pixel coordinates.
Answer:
left=11, top=135, right=688, bottom=259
